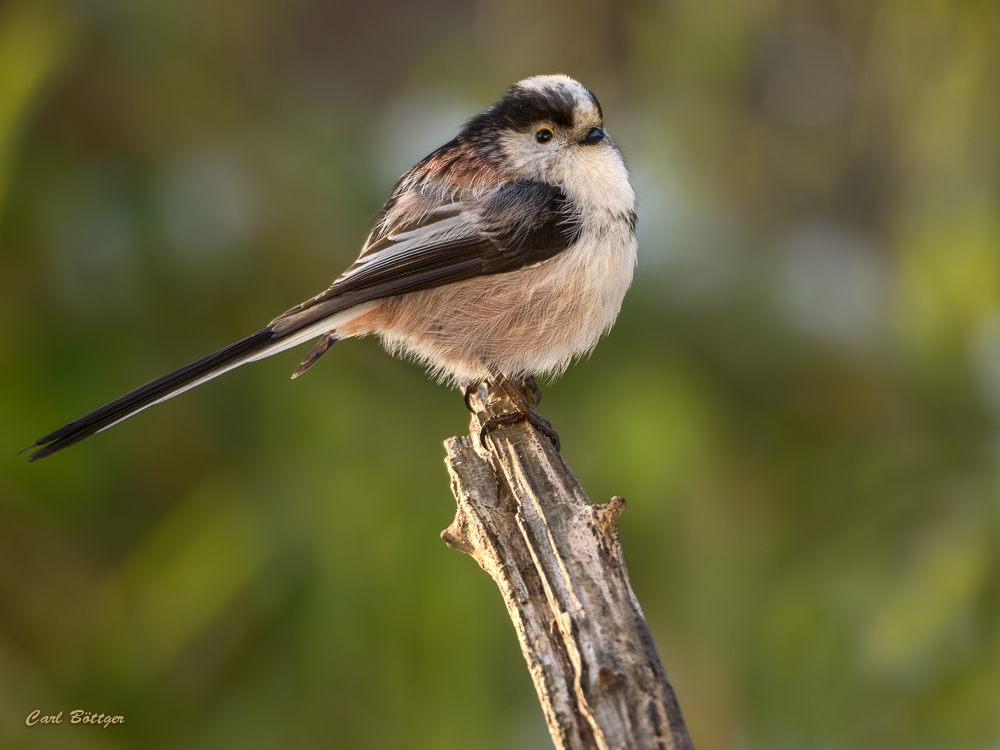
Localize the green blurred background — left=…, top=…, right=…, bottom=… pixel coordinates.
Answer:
left=1, top=0, right=998, bottom=748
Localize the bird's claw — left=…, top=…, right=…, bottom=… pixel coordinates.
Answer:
left=521, top=375, right=542, bottom=408
left=463, top=382, right=480, bottom=413
left=478, top=405, right=561, bottom=452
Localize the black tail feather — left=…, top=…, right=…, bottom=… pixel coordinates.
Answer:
left=22, top=328, right=277, bottom=462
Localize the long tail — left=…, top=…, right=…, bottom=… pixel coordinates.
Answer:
left=22, top=323, right=341, bottom=462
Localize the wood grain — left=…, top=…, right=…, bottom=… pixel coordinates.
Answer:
left=442, top=383, right=694, bottom=750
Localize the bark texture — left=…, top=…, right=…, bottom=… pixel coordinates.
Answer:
left=442, top=383, right=694, bottom=750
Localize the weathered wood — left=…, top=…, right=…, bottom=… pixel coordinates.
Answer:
left=442, top=383, right=694, bottom=750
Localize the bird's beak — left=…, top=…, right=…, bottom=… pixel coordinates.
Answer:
left=580, top=127, right=606, bottom=145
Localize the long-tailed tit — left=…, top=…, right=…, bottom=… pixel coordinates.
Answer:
left=24, top=74, right=637, bottom=460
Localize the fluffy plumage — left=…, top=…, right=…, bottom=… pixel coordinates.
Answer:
left=23, top=74, right=637, bottom=461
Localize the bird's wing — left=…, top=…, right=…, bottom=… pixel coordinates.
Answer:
left=268, top=179, right=582, bottom=336
left=23, top=179, right=580, bottom=461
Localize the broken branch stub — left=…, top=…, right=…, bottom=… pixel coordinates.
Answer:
left=442, top=383, right=693, bottom=750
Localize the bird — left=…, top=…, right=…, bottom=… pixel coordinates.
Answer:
left=22, top=74, right=637, bottom=461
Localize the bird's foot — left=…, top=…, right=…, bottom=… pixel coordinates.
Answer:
left=464, top=375, right=541, bottom=412
left=477, top=374, right=560, bottom=451
left=479, top=406, right=560, bottom=451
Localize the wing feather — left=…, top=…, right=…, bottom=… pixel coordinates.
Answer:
left=270, top=179, right=581, bottom=336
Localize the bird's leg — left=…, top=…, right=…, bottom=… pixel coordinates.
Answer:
left=464, top=376, right=538, bottom=411
left=478, top=372, right=560, bottom=451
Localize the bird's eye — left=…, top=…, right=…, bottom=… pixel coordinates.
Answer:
left=535, top=126, right=554, bottom=143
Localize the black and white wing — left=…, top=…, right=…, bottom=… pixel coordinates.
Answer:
left=269, top=179, right=583, bottom=336
left=23, top=176, right=580, bottom=461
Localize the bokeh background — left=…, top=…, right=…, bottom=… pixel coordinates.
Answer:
left=1, top=0, right=998, bottom=748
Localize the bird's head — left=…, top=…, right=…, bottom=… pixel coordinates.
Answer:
left=460, top=75, right=614, bottom=184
